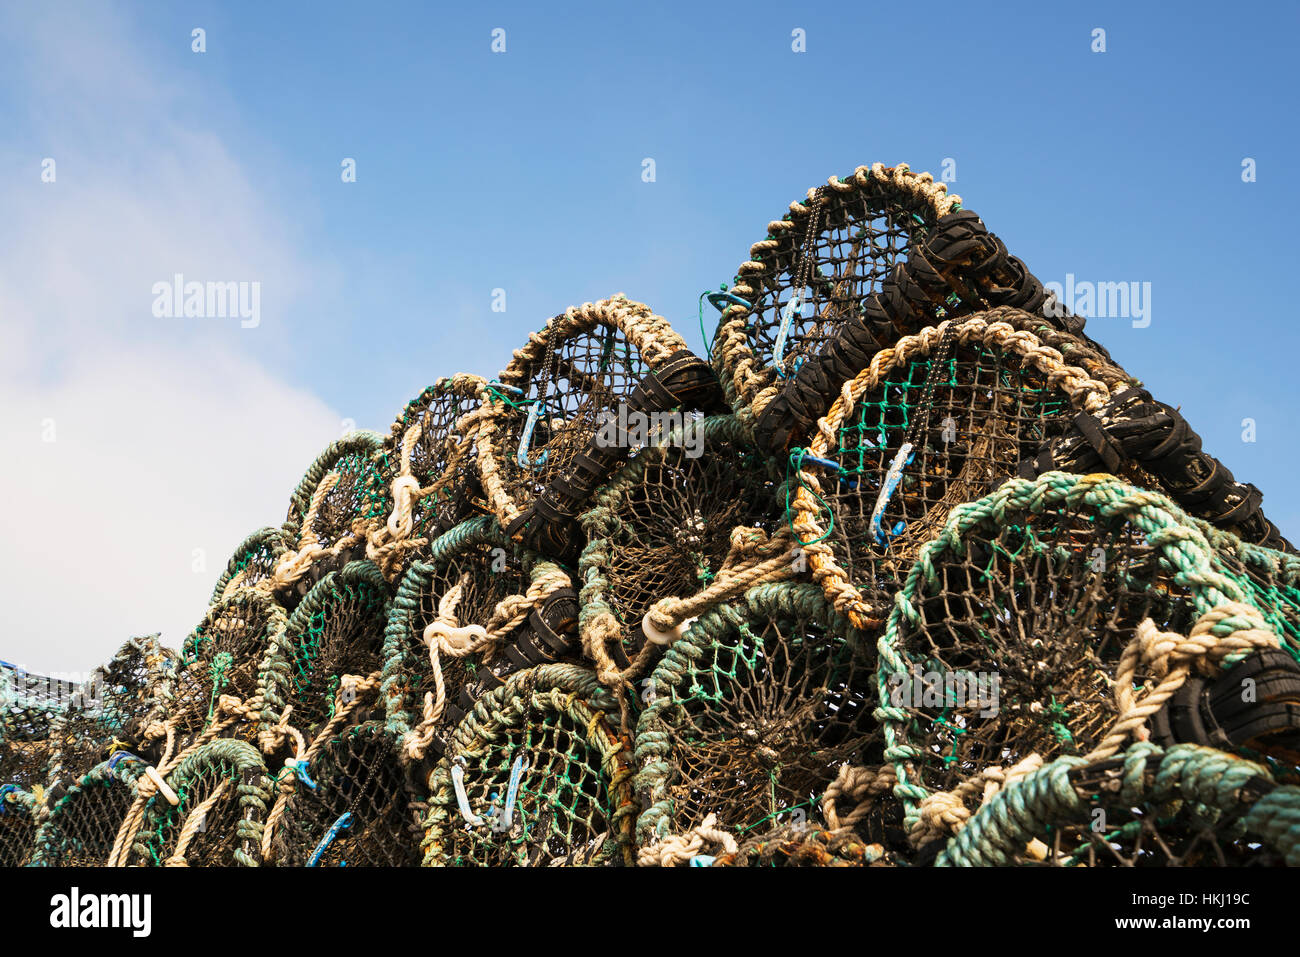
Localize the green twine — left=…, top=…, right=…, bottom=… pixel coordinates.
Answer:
left=786, top=449, right=835, bottom=547
left=207, top=652, right=234, bottom=719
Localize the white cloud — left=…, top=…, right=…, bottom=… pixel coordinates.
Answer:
left=0, top=5, right=344, bottom=673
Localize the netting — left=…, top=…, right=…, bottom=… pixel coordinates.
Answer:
left=876, top=472, right=1292, bottom=843
left=30, top=756, right=146, bottom=866
left=47, top=635, right=172, bottom=795
left=267, top=721, right=422, bottom=866
left=210, top=527, right=295, bottom=604
left=475, top=296, right=708, bottom=553
left=0, top=785, right=38, bottom=866
left=162, top=591, right=289, bottom=749
left=633, top=582, right=898, bottom=864
left=381, top=517, right=578, bottom=764
left=8, top=161, right=1297, bottom=868
left=127, top=738, right=273, bottom=867
left=578, top=413, right=780, bottom=675
left=789, top=314, right=1118, bottom=630
left=258, top=561, right=390, bottom=749
left=377, top=374, right=491, bottom=577
left=421, top=663, right=634, bottom=865
left=712, top=163, right=961, bottom=417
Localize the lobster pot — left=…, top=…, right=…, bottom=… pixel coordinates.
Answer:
left=283, top=431, right=390, bottom=564
left=167, top=592, right=289, bottom=747
left=382, top=518, right=578, bottom=761
left=258, top=562, right=389, bottom=746
left=0, top=734, right=50, bottom=792
left=578, top=414, right=780, bottom=667
left=634, top=583, right=888, bottom=856
left=48, top=635, right=173, bottom=790
left=790, top=314, right=1114, bottom=629
left=378, top=375, right=489, bottom=573
left=128, top=739, right=272, bottom=867
left=876, top=472, right=1286, bottom=832
left=0, top=786, right=38, bottom=866
left=30, top=758, right=146, bottom=866
left=210, top=527, right=294, bottom=604
left=475, top=296, right=705, bottom=551
left=422, top=664, right=635, bottom=866
left=938, top=743, right=1300, bottom=867
left=713, top=163, right=958, bottom=416
left=269, top=722, right=422, bottom=866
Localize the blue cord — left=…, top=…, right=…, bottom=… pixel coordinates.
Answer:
left=306, top=811, right=353, bottom=867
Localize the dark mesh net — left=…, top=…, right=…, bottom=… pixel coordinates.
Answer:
left=30, top=757, right=146, bottom=866
left=579, top=414, right=779, bottom=665
left=875, top=472, right=1283, bottom=838
left=378, top=376, right=489, bottom=563
left=485, top=321, right=648, bottom=522
left=0, top=785, right=37, bottom=866
left=383, top=519, right=555, bottom=757
left=167, top=592, right=288, bottom=747
left=271, top=721, right=422, bottom=866
left=210, top=528, right=294, bottom=603
left=792, top=322, right=1110, bottom=622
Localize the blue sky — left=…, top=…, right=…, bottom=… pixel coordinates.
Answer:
left=1, top=0, right=1296, bottom=670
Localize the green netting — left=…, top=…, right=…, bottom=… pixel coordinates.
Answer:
left=284, top=431, right=389, bottom=540
left=877, top=471, right=1283, bottom=833
left=633, top=582, right=893, bottom=855
left=128, top=738, right=272, bottom=867
left=807, top=336, right=1084, bottom=598
left=422, top=663, right=634, bottom=866
left=258, top=561, right=389, bottom=745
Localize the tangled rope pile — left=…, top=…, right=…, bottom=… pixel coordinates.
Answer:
left=4, top=166, right=1298, bottom=867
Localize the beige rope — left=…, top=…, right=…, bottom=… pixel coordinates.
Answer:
left=260, top=672, right=381, bottom=862
left=822, top=763, right=897, bottom=831
left=637, top=812, right=739, bottom=867
left=401, top=567, right=573, bottom=762
left=164, top=778, right=230, bottom=866
left=1083, top=602, right=1278, bottom=763
left=910, top=753, right=1044, bottom=846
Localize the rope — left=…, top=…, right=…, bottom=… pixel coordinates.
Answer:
left=1083, top=602, right=1278, bottom=762
left=636, top=812, right=738, bottom=866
